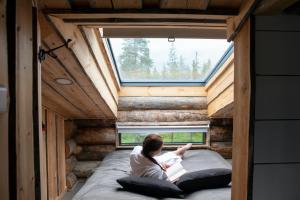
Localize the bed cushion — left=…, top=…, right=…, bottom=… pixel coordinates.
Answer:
left=117, top=176, right=183, bottom=198
left=176, top=168, right=232, bottom=193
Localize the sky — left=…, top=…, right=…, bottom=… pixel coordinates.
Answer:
left=109, top=38, right=231, bottom=73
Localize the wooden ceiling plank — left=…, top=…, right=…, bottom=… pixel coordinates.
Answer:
left=42, top=81, right=87, bottom=119
left=39, top=13, right=116, bottom=118
left=160, top=0, right=188, bottom=9
left=42, top=56, right=106, bottom=118
left=37, top=0, right=71, bottom=9
left=112, top=0, right=143, bottom=9
left=208, top=0, right=242, bottom=9
left=49, top=15, right=118, bottom=117
left=143, top=0, right=160, bottom=8
left=187, top=0, right=210, bottom=10
left=88, top=0, right=113, bottom=8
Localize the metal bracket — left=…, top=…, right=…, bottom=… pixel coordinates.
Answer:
left=38, top=39, right=72, bottom=62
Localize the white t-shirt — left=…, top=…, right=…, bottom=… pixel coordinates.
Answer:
left=130, top=146, right=168, bottom=180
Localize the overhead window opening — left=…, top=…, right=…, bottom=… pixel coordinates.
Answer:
left=117, top=125, right=209, bottom=147
left=106, top=38, right=232, bottom=86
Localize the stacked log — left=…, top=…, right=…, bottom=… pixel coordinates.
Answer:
left=75, top=128, right=116, bottom=161
left=209, top=119, right=233, bottom=158
left=73, top=161, right=101, bottom=178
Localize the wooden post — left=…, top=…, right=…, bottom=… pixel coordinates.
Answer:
left=0, top=0, right=9, bottom=199
left=231, top=19, right=252, bottom=200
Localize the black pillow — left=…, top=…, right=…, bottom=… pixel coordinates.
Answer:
left=117, top=176, right=183, bottom=198
left=176, top=168, right=232, bottom=193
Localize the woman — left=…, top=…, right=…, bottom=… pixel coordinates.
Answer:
left=130, top=133, right=192, bottom=180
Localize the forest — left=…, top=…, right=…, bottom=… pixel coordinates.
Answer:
left=118, top=38, right=212, bottom=81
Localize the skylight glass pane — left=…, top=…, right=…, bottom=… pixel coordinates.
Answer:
left=109, top=38, right=231, bottom=83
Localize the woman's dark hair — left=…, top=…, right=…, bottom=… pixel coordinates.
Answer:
left=141, top=133, right=165, bottom=171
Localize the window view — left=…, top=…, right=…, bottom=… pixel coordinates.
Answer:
left=108, top=38, right=231, bottom=84
left=120, top=132, right=206, bottom=145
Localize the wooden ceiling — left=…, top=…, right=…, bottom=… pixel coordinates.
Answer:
left=38, top=0, right=242, bottom=10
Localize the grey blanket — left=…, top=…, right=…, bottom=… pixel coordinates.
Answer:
left=73, top=150, right=231, bottom=200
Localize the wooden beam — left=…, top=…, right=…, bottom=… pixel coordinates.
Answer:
left=118, top=97, right=207, bottom=111
left=101, top=26, right=227, bottom=39
left=226, top=0, right=258, bottom=41
left=255, top=0, right=298, bottom=14
left=119, top=86, right=207, bottom=97
left=89, top=0, right=112, bottom=8
left=231, top=19, right=251, bottom=200
left=16, top=0, right=35, bottom=198
left=0, top=0, right=9, bottom=199
left=118, top=110, right=208, bottom=122
left=46, top=9, right=237, bottom=21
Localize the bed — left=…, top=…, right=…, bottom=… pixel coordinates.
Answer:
left=73, top=150, right=232, bottom=200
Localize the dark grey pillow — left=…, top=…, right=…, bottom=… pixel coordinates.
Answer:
left=117, top=176, right=183, bottom=198
left=176, top=168, right=232, bottom=193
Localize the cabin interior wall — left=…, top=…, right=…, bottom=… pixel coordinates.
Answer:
left=42, top=107, right=66, bottom=200
left=0, top=0, right=9, bottom=199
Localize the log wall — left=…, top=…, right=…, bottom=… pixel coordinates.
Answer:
left=209, top=118, right=233, bottom=158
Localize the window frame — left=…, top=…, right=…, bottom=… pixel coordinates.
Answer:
left=116, top=125, right=210, bottom=148
left=105, top=38, right=233, bottom=86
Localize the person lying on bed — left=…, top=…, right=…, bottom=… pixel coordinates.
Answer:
left=130, top=133, right=192, bottom=180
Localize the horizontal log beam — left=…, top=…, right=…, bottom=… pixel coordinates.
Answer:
left=209, top=126, right=233, bottom=142
left=75, top=128, right=116, bottom=145
left=210, top=142, right=232, bottom=159
left=118, top=110, right=208, bottom=122
left=118, top=97, right=207, bottom=111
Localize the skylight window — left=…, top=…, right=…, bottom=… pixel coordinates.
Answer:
left=107, top=38, right=231, bottom=86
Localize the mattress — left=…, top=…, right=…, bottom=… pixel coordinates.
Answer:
left=73, top=150, right=232, bottom=200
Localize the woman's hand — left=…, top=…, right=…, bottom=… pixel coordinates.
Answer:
left=162, top=163, right=170, bottom=170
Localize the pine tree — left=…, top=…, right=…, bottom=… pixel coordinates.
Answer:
left=167, top=43, right=179, bottom=79
left=200, top=59, right=212, bottom=79
left=119, top=39, right=153, bottom=79
left=179, top=55, right=190, bottom=79
left=192, top=52, right=200, bottom=80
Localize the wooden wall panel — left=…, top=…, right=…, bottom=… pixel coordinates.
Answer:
left=119, top=86, right=207, bottom=97
left=253, top=164, right=300, bottom=200
left=255, top=76, right=300, bottom=119
left=0, top=0, right=9, bottom=199
left=254, top=121, right=300, bottom=163
left=45, top=109, right=66, bottom=200
left=252, top=15, right=300, bottom=199
left=255, top=31, right=300, bottom=75
left=56, top=115, right=66, bottom=196
left=46, top=110, right=58, bottom=200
